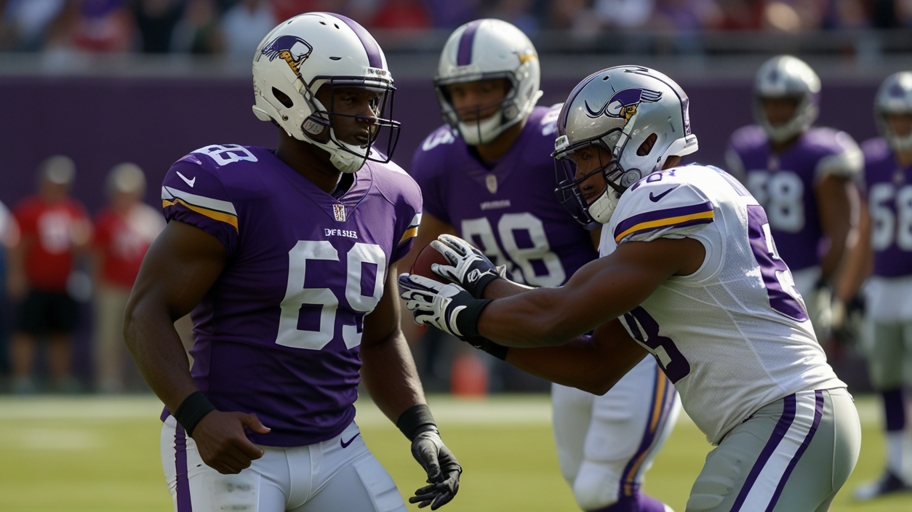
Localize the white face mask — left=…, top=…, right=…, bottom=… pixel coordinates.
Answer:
left=457, top=111, right=503, bottom=146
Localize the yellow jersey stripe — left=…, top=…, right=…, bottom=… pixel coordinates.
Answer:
left=614, top=210, right=714, bottom=243
left=163, top=198, right=239, bottom=232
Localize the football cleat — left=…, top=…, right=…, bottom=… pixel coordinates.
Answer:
left=853, top=470, right=912, bottom=501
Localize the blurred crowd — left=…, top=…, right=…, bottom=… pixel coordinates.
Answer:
left=1, top=0, right=911, bottom=57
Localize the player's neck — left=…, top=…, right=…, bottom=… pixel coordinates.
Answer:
left=276, top=138, right=343, bottom=194
left=472, top=119, right=525, bottom=165
left=769, top=133, right=801, bottom=154
left=897, top=150, right=912, bottom=169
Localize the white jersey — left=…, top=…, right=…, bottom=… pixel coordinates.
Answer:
left=600, top=164, right=845, bottom=444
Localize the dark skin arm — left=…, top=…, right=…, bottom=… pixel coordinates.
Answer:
left=476, top=237, right=704, bottom=393
left=124, top=220, right=269, bottom=475
left=816, top=175, right=857, bottom=282
left=361, top=262, right=429, bottom=421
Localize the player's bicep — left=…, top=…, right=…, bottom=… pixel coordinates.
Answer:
left=130, top=220, right=227, bottom=320
left=815, top=175, right=856, bottom=239
left=360, top=262, right=402, bottom=349
left=563, top=238, right=703, bottom=322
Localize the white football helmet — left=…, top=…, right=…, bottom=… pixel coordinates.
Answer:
left=252, top=12, right=400, bottom=173
left=434, top=19, right=543, bottom=145
left=874, top=71, right=912, bottom=152
left=553, top=66, right=698, bottom=225
left=753, top=55, right=821, bottom=143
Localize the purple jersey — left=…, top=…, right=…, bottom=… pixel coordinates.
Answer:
left=726, top=125, right=862, bottom=271
left=411, top=106, right=597, bottom=287
left=863, top=137, right=912, bottom=278
left=159, top=144, right=421, bottom=446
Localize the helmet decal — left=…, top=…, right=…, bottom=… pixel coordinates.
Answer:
left=259, top=35, right=313, bottom=79
left=585, top=88, right=663, bottom=120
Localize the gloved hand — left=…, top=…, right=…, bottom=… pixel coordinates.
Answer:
left=409, top=426, right=462, bottom=509
left=399, top=273, right=490, bottom=341
left=809, top=279, right=834, bottom=341
left=430, top=234, right=508, bottom=298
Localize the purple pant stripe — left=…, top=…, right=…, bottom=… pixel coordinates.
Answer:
left=175, top=423, right=192, bottom=512
left=617, top=366, right=674, bottom=497
left=764, top=391, right=825, bottom=512
left=730, top=394, right=796, bottom=511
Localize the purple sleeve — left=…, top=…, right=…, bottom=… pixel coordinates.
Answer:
left=390, top=170, right=423, bottom=264
left=409, top=130, right=452, bottom=225
left=160, top=155, right=240, bottom=257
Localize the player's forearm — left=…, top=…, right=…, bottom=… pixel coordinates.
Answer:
left=123, top=295, right=198, bottom=413
left=360, top=331, right=427, bottom=423
left=482, top=277, right=533, bottom=299
left=505, top=333, right=646, bottom=395
left=478, top=287, right=591, bottom=347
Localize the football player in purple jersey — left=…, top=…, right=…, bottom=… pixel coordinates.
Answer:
left=402, top=19, right=679, bottom=512
left=725, top=55, right=864, bottom=344
left=400, top=65, right=861, bottom=511
left=123, top=13, right=460, bottom=512
left=852, top=71, right=912, bottom=501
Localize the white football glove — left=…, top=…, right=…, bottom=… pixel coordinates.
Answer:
left=398, top=273, right=490, bottom=341
left=430, top=234, right=507, bottom=298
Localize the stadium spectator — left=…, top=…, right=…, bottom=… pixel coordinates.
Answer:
left=0, top=0, right=67, bottom=50
left=169, top=0, right=224, bottom=54
left=123, top=13, right=461, bottom=510
left=133, top=0, right=184, bottom=53
left=400, top=65, right=861, bottom=511
left=219, top=0, right=276, bottom=58
left=404, top=19, right=679, bottom=511
left=91, top=163, right=164, bottom=394
left=8, top=155, right=91, bottom=394
left=725, top=55, right=864, bottom=344
left=852, top=71, right=912, bottom=501
left=369, top=0, right=431, bottom=30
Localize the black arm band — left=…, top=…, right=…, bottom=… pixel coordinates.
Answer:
left=456, top=298, right=492, bottom=340
left=396, top=404, right=437, bottom=441
left=173, top=391, right=217, bottom=438
left=480, top=340, right=509, bottom=361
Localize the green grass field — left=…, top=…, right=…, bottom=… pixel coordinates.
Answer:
left=0, top=394, right=908, bottom=511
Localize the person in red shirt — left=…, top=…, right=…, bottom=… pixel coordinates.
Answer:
left=91, top=163, right=164, bottom=393
left=8, top=155, right=92, bottom=394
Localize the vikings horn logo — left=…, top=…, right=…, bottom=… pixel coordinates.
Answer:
left=260, top=35, right=313, bottom=78
left=585, top=88, right=662, bottom=120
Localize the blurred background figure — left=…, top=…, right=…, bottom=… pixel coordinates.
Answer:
left=725, top=55, right=863, bottom=345
left=7, top=155, right=91, bottom=394
left=853, top=71, right=912, bottom=501
left=219, top=0, right=276, bottom=58
left=0, top=200, right=21, bottom=383
left=169, top=0, right=223, bottom=54
left=90, top=163, right=164, bottom=394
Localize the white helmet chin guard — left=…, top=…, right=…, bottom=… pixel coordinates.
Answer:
left=553, top=66, right=699, bottom=225
left=434, top=19, right=543, bottom=146
left=875, top=71, right=912, bottom=152
left=753, top=55, right=821, bottom=144
left=252, top=12, right=400, bottom=173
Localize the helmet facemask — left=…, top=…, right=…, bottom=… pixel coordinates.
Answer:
left=298, top=76, right=401, bottom=173
left=251, top=12, right=401, bottom=173
left=554, top=129, right=637, bottom=226
left=435, top=73, right=533, bottom=146
left=752, top=55, right=821, bottom=144
left=433, top=19, right=543, bottom=147
left=874, top=72, right=912, bottom=152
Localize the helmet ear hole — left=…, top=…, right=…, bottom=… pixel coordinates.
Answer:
left=273, top=88, right=295, bottom=108
left=637, top=133, right=658, bottom=156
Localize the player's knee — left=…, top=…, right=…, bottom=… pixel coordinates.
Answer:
left=572, top=466, right=622, bottom=510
